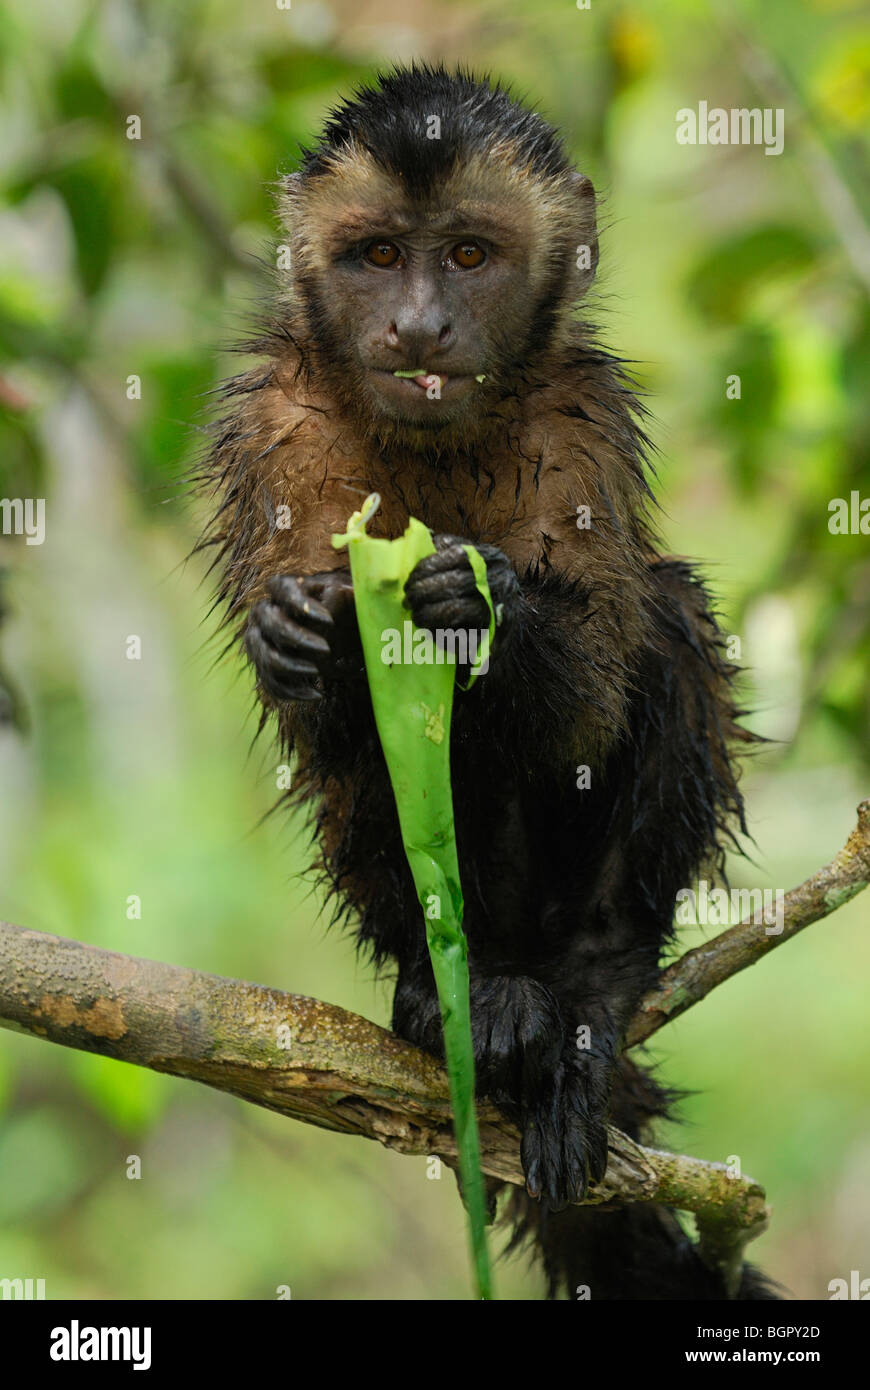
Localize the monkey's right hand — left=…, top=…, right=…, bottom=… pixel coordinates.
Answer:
left=244, top=570, right=358, bottom=702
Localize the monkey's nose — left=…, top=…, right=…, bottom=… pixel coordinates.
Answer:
left=387, top=318, right=453, bottom=359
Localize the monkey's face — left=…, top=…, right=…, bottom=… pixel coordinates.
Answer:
left=307, top=201, right=539, bottom=440
left=341, top=217, right=512, bottom=422
left=283, top=154, right=598, bottom=447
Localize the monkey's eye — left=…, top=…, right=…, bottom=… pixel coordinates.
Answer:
left=364, top=241, right=402, bottom=267
left=450, top=242, right=486, bottom=269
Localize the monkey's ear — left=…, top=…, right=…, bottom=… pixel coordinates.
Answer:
left=568, top=171, right=599, bottom=295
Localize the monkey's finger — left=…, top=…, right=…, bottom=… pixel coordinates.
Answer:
left=254, top=656, right=321, bottom=703
left=244, top=624, right=322, bottom=696
left=412, top=540, right=473, bottom=575
left=255, top=601, right=332, bottom=663
left=304, top=569, right=354, bottom=612
left=245, top=633, right=321, bottom=685
left=404, top=568, right=481, bottom=610
left=408, top=600, right=488, bottom=634
left=267, top=575, right=334, bottom=631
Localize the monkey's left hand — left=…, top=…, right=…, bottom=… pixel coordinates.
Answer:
left=404, top=535, right=521, bottom=641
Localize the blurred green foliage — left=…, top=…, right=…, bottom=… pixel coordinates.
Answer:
left=0, top=0, right=868, bottom=1300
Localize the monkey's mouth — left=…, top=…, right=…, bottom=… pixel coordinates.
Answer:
left=392, top=369, right=446, bottom=392
left=368, top=369, right=481, bottom=413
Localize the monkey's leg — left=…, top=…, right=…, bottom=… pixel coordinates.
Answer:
left=392, top=954, right=606, bottom=1206
left=534, top=561, right=748, bottom=1210
left=531, top=934, right=663, bottom=1206
left=393, top=961, right=561, bottom=1101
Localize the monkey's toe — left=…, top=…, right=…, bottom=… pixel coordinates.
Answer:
left=520, top=1058, right=610, bottom=1209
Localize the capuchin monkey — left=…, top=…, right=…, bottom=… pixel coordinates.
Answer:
left=199, top=64, right=778, bottom=1300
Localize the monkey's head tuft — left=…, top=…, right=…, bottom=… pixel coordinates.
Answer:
left=301, top=64, right=572, bottom=195
left=277, top=64, right=599, bottom=449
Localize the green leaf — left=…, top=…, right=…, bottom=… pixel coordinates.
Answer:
left=333, top=496, right=495, bottom=1300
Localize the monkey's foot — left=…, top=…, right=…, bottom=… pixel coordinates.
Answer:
left=520, top=1052, right=610, bottom=1210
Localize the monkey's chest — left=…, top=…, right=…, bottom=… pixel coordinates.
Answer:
left=360, top=466, right=574, bottom=576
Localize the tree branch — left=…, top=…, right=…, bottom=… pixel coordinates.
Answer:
left=628, top=799, right=870, bottom=1046
left=0, top=916, right=768, bottom=1292
left=1, top=802, right=867, bottom=1295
